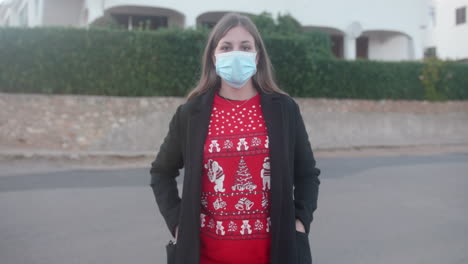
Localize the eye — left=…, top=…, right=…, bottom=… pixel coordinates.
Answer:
left=220, top=46, right=230, bottom=51
left=242, top=46, right=252, bottom=51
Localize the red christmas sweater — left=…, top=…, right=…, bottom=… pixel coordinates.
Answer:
left=200, top=91, right=272, bottom=264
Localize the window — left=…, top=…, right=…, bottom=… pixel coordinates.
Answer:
left=424, top=47, right=437, bottom=58
left=112, top=14, right=168, bottom=30
left=200, top=21, right=217, bottom=29
left=330, top=35, right=344, bottom=59
left=456, top=7, right=466, bottom=25
left=356, top=36, right=369, bottom=59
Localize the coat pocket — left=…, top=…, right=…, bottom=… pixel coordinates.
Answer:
left=295, top=231, right=312, bottom=264
left=166, top=240, right=177, bottom=264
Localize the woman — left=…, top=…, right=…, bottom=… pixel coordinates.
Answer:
left=150, top=13, right=321, bottom=264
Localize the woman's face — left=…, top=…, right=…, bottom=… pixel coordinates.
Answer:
left=213, top=26, right=258, bottom=60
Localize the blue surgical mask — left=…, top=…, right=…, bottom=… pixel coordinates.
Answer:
left=215, top=51, right=257, bottom=88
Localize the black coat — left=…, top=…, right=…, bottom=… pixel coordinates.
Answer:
left=150, top=87, right=321, bottom=264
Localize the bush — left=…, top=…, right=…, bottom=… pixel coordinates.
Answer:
left=0, top=26, right=331, bottom=97
left=0, top=27, right=208, bottom=96
left=445, top=62, right=468, bottom=100
left=305, top=60, right=427, bottom=100
left=0, top=26, right=467, bottom=100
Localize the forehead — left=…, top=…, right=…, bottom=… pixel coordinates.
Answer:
left=217, top=26, right=255, bottom=45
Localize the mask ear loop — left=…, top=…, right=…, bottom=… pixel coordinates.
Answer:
left=252, top=49, right=261, bottom=90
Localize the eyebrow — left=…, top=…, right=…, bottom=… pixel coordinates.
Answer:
left=221, top=40, right=252, bottom=45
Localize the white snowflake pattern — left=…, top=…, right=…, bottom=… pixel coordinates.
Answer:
left=223, top=140, right=233, bottom=149
left=254, top=220, right=264, bottom=231
left=251, top=137, right=261, bottom=147
left=228, top=221, right=237, bottom=232
left=200, top=213, right=206, bottom=227
left=201, top=196, right=208, bottom=208
left=207, top=218, right=215, bottom=229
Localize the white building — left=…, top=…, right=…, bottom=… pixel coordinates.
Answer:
left=425, top=0, right=468, bottom=61
left=0, top=0, right=467, bottom=61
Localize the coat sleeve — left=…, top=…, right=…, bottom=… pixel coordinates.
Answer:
left=292, top=100, right=321, bottom=234
left=149, top=105, right=184, bottom=238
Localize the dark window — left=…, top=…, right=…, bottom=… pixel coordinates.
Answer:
left=456, top=7, right=466, bottom=25
left=200, top=21, right=217, bottom=29
left=112, top=14, right=168, bottom=30
left=330, top=35, right=344, bottom=59
left=424, top=47, right=437, bottom=58
left=356, top=36, right=369, bottom=59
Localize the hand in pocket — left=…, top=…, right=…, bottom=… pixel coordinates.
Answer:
left=295, top=219, right=306, bottom=233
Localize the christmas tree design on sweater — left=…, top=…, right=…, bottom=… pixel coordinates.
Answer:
left=231, top=156, right=257, bottom=192
left=200, top=92, right=272, bottom=244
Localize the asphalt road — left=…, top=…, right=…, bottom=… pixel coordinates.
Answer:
left=1, top=152, right=467, bottom=264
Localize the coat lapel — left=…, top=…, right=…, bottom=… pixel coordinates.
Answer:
left=182, top=87, right=286, bottom=264
left=259, top=90, right=287, bottom=260
left=178, top=88, right=217, bottom=263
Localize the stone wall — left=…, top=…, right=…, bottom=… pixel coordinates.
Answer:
left=1, top=93, right=468, bottom=153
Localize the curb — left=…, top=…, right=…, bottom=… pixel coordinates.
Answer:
left=1, top=143, right=468, bottom=161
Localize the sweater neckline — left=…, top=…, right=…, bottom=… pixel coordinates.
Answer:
left=215, top=90, right=259, bottom=104
left=217, top=92, right=243, bottom=101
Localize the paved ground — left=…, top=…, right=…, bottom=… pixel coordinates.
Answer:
left=0, top=152, right=467, bottom=264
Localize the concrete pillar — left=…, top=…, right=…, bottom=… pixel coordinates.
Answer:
left=344, top=35, right=357, bottom=60
left=183, top=12, right=197, bottom=28
left=344, top=21, right=362, bottom=60
left=407, top=37, right=415, bottom=60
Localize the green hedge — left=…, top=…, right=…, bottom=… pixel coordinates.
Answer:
left=445, top=62, right=468, bottom=100
left=300, top=60, right=427, bottom=100
left=273, top=56, right=468, bottom=100
left=0, top=27, right=208, bottom=96
left=1, top=27, right=467, bottom=100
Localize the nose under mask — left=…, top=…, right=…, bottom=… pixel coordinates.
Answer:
left=215, top=51, right=257, bottom=88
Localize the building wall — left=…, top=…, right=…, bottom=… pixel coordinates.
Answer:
left=0, top=0, right=43, bottom=26
left=92, top=0, right=429, bottom=60
left=2, top=0, right=455, bottom=61
left=42, top=0, right=82, bottom=26
left=367, top=32, right=412, bottom=61
left=432, top=0, right=468, bottom=60
left=0, top=4, right=12, bottom=25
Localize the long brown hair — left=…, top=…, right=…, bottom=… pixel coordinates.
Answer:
left=186, top=13, right=288, bottom=101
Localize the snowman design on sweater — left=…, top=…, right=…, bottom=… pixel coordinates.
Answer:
left=261, top=157, right=271, bottom=191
